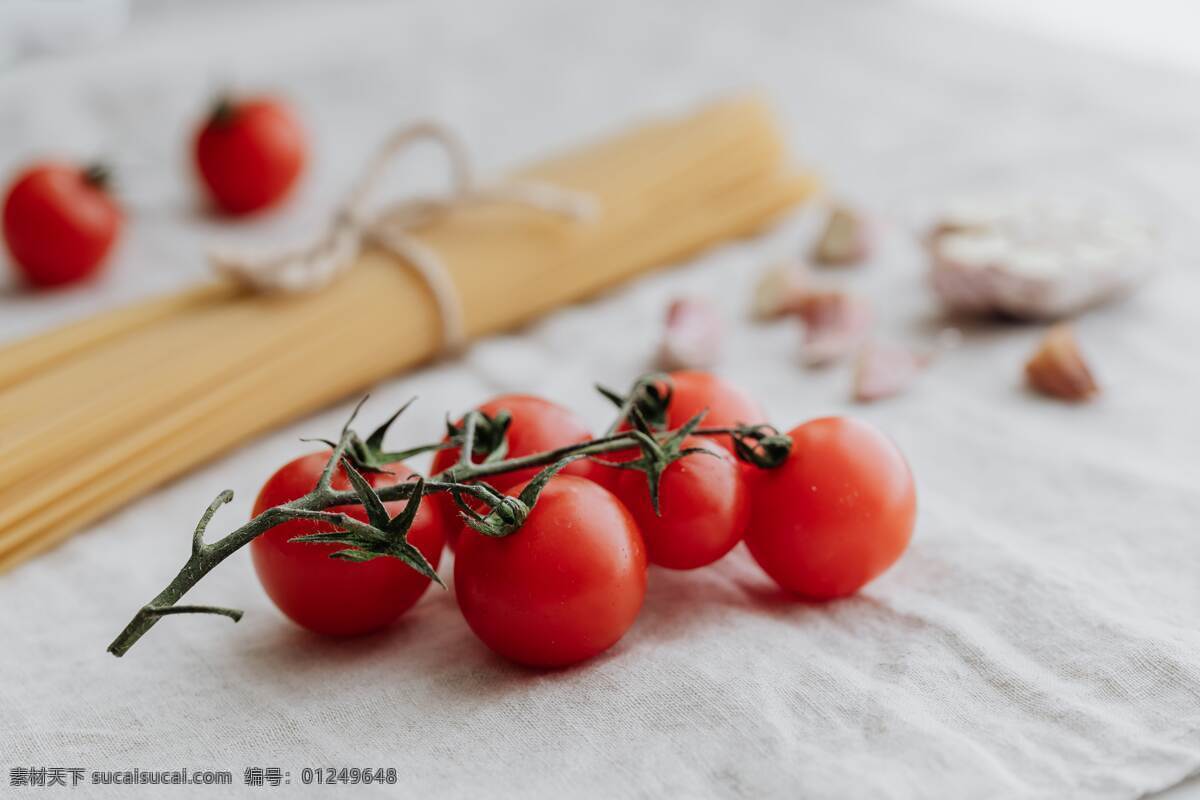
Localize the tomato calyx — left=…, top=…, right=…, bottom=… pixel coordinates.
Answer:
left=207, top=95, right=239, bottom=128
left=287, top=460, right=442, bottom=582
left=279, top=399, right=440, bottom=581
left=441, top=409, right=513, bottom=473
left=606, top=408, right=716, bottom=514
left=81, top=162, right=112, bottom=191
left=457, top=453, right=594, bottom=538
left=597, top=372, right=673, bottom=434
left=305, top=397, right=450, bottom=474
left=598, top=373, right=788, bottom=469
left=723, top=424, right=793, bottom=469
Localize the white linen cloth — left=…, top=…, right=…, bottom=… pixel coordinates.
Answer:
left=1, top=2, right=1198, bottom=798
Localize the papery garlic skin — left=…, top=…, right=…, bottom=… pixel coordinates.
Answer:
left=797, top=291, right=872, bottom=367
left=658, top=297, right=723, bottom=371
left=853, top=341, right=930, bottom=402
left=813, top=206, right=871, bottom=266
left=929, top=195, right=1155, bottom=320
left=751, top=261, right=811, bottom=320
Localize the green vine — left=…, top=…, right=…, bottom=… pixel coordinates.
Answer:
left=106, top=379, right=791, bottom=658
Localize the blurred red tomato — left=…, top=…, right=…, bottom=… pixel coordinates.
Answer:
left=194, top=97, right=306, bottom=215
left=3, top=162, right=121, bottom=288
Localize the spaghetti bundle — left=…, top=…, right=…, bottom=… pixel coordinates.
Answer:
left=0, top=97, right=818, bottom=571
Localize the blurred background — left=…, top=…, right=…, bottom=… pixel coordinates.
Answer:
left=5, top=1, right=1200, bottom=70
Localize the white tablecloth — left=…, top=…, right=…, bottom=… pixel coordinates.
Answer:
left=2, top=2, right=1198, bottom=798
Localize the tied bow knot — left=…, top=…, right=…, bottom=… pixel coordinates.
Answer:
left=210, top=121, right=598, bottom=354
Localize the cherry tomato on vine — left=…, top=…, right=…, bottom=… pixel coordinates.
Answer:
left=663, top=370, right=766, bottom=451
left=454, top=475, right=646, bottom=667
left=431, top=394, right=601, bottom=548
left=615, top=437, right=748, bottom=570
left=194, top=96, right=306, bottom=215
left=594, top=370, right=766, bottom=493
left=2, top=162, right=121, bottom=288
left=250, top=451, right=444, bottom=636
left=745, top=417, right=915, bottom=600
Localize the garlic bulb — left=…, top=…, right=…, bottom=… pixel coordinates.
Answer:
left=929, top=195, right=1155, bottom=320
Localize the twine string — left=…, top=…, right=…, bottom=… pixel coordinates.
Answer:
left=210, top=121, right=598, bottom=354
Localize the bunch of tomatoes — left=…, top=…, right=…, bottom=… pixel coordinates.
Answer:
left=2, top=96, right=305, bottom=288
left=249, top=370, right=916, bottom=668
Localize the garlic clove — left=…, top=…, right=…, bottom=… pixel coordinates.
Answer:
left=853, top=341, right=931, bottom=402
left=797, top=291, right=872, bottom=367
left=812, top=206, right=871, bottom=266
left=1024, top=324, right=1099, bottom=401
left=751, top=260, right=811, bottom=320
left=658, top=297, right=723, bottom=370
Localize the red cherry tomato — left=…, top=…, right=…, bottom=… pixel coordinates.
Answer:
left=2, top=162, right=121, bottom=288
left=745, top=417, right=915, bottom=599
left=194, top=97, right=306, bottom=215
left=454, top=475, right=646, bottom=667
left=663, top=370, right=766, bottom=450
left=250, top=451, right=444, bottom=636
left=594, top=371, right=766, bottom=493
left=615, top=437, right=748, bottom=569
left=431, top=394, right=601, bottom=548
